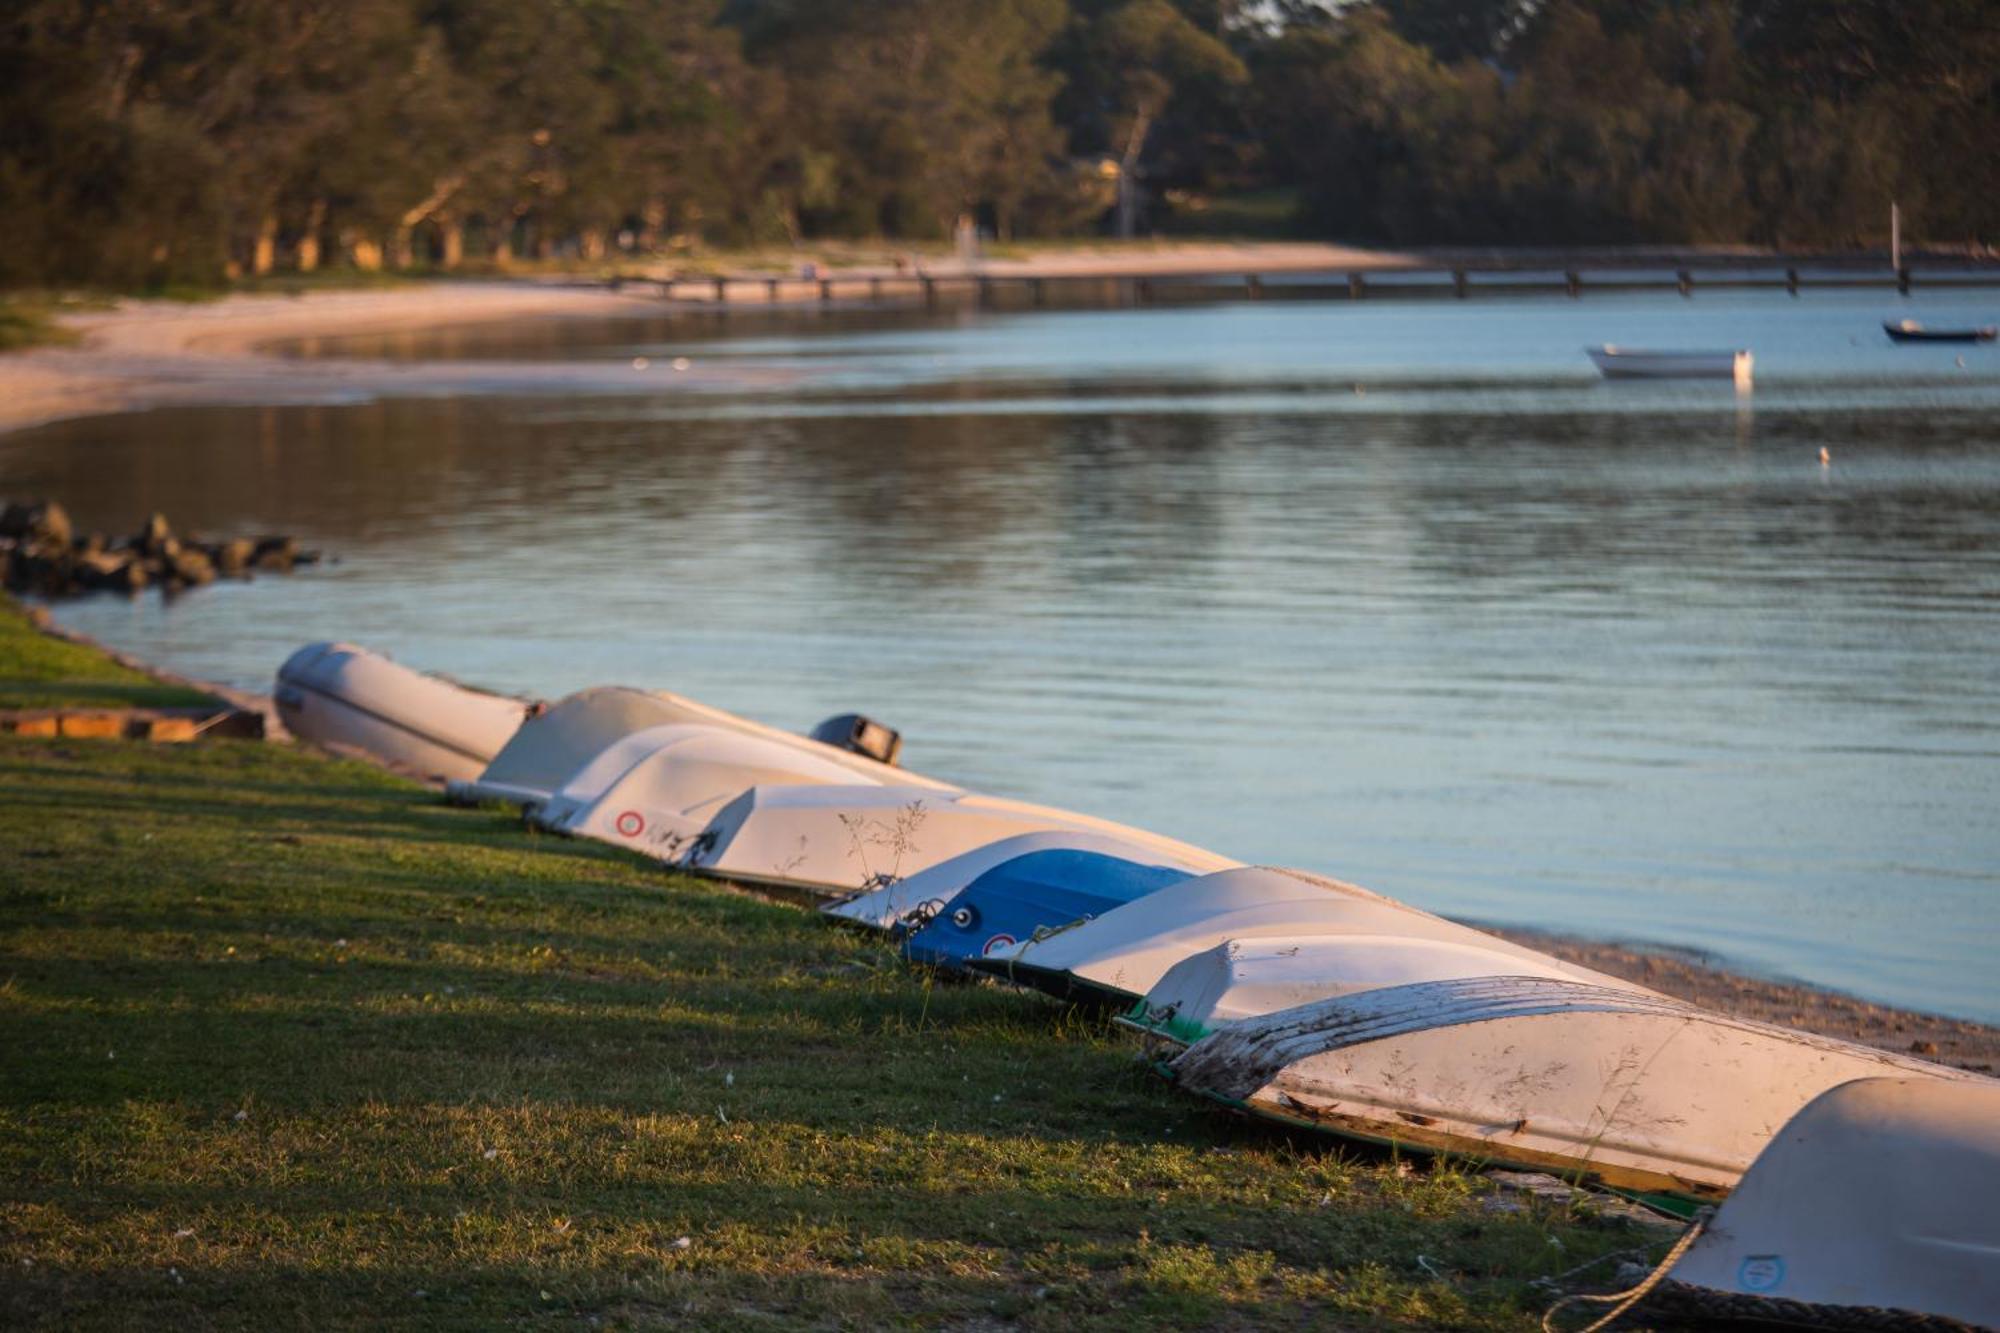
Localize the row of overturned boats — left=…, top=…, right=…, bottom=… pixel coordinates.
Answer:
left=276, top=641, right=2000, bottom=1329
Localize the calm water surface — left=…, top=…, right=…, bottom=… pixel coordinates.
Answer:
left=10, top=290, right=2000, bottom=1022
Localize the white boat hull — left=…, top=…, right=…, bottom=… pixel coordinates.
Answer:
left=977, top=866, right=1643, bottom=1004
left=1666, top=1077, right=2000, bottom=1326
left=1588, top=346, right=1751, bottom=382
left=1128, top=934, right=1613, bottom=1043
left=544, top=723, right=884, bottom=860
left=1168, top=976, right=1978, bottom=1201
left=685, top=783, right=1234, bottom=898
left=275, top=642, right=527, bottom=782
left=448, top=685, right=954, bottom=810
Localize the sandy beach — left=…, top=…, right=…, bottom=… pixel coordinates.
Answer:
left=0, top=281, right=702, bottom=437
left=0, top=242, right=1421, bottom=438
left=6, top=269, right=1997, bottom=1068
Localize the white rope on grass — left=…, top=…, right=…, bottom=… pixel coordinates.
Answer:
left=1541, top=1209, right=1710, bottom=1333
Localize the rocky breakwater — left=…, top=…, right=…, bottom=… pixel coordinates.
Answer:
left=1, top=499, right=322, bottom=597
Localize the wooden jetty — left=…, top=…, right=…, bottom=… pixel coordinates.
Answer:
left=599, top=254, right=2000, bottom=313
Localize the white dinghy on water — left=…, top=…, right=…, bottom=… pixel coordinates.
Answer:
left=971, top=866, right=1641, bottom=1007
left=447, top=685, right=951, bottom=811
left=682, top=783, right=1233, bottom=899
left=538, top=722, right=889, bottom=860
left=1166, top=976, right=1981, bottom=1205
left=1588, top=345, right=1752, bottom=384
left=275, top=642, right=529, bottom=783
left=1660, top=1076, right=2000, bottom=1328
left=822, top=829, right=1241, bottom=932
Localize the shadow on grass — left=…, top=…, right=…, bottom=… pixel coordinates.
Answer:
left=0, top=845, right=818, bottom=965
left=0, top=681, right=220, bottom=710
left=0, top=1161, right=1549, bottom=1277
left=0, top=947, right=1110, bottom=1108
left=0, top=1240, right=1541, bottom=1333
left=1, top=756, right=660, bottom=877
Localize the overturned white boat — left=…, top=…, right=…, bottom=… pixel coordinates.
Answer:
left=1588, top=345, right=1752, bottom=383
left=447, top=685, right=948, bottom=810
left=274, top=642, right=528, bottom=782
left=1129, top=934, right=1616, bottom=1044
left=823, top=829, right=1240, bottom=932
left=973, top=865, right=1637, bottom=1006
left=1662, top=1076, right=2000, bottom=1328
left=683, top=783, right=1232, bottom=898
left=538, top=722, right=886, bottom=859
left=1167, top=976, right=1978, bottom=1203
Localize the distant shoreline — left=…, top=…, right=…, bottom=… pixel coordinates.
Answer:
left=0, top=246, right=1415, bottom=438
left=5, top=239, right=1997, bottom=439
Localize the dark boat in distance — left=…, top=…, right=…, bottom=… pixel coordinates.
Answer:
left=1884, top=319, right=1998, bottom=344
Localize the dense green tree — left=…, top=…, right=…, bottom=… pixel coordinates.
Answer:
left=1050, top=0, right=1247, bottom=234
left=1373, top=0, right=1536, bottom=63
left=1, top=0, right=1995, bottom=285
left=1738, top=0, right=2000, bottom=242
left=736, top=0, right=1076, bottom=240
left=1255, top=0, right=1991, bottom=247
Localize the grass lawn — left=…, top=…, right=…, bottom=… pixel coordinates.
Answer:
left=0, top=600, right=217, bottom=711
left=0, top=603, right=1669, bottom=1329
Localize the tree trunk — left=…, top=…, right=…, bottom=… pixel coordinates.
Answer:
left=296, top=199, right=328, bottom=273
left=640, top=199, right=667, bottom=250
left=1116, top=110, right=1154, bottom=240
left=393, top=174, right=463, bottom=270
left=252, top=213, right=278, bottom=275
left=440, top=221, right=464, bottom=270
left=579, top=229, right=605, bottom=262
left=105, top=44, right=141, bottom=119
left=347, top=232, right=383, bottom=271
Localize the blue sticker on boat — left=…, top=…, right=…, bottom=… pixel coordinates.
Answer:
left=1737, top=1255, right=1784, bottom=1292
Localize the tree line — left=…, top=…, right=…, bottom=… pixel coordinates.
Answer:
left=3, top=0, right=1994, bottom=287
